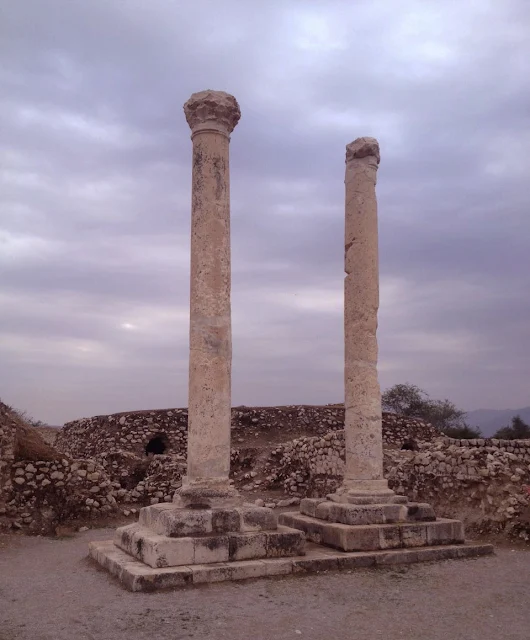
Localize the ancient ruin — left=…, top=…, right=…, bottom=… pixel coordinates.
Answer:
left=85, top=97, right=493, bottom=589
left=3, top=92, right=506, bottom=590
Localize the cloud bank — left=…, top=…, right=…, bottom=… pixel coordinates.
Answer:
left=1, top=0, right=529, bottom=423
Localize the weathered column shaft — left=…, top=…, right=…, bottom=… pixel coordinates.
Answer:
left=342, top=137, right=390, bottom=498
left=183, top=91, right=241, bottom=490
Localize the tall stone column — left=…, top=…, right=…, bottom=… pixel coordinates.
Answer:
left=179, top=90, right=241, bottom=507
left=334, top=137, right=396, bottom=504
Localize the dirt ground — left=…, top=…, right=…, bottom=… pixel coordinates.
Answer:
left=1, top=529, right=529, bottom=640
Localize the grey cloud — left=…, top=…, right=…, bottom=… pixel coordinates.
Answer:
left=1, top=0, right=529, bottom=423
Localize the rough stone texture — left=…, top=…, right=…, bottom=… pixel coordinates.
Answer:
left=0, top=403, right=17, bottom=518
left=182, top=90, right=241, bottom=502
left=265, top=430, right=530, bottom=540
left=55, top=406, right=437, bottom=459
left=279, top=512, right=465, bottom=552
left=114, top=522, right=304, bottom=568
left=2, top=457, right=118, bottom=534
left=183, top=90, right=241, bottom=135
left=138, top=503, right=277, bottom=536
left=88, top=538, right=493, bottom=592
left=340, top=136, right=390, bottom=502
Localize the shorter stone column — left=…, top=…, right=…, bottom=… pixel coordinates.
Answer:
left=332, top=136, right=396, bottom=505
left=279, top=137, right=464, bottom=552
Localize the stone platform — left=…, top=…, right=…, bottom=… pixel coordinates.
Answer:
left=278, top=497, right=469, bottom=552
left=89, top=539, right=494, bottom=592
left=93, top=502, right=305, bottom=586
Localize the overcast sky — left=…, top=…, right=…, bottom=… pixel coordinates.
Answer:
left=1, top=0, right=529, bottom=425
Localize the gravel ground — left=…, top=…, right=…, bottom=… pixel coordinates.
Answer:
left=1, top=529, right=529, bottom=640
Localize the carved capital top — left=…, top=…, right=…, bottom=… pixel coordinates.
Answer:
left=346, top=137, right=380, bottom=165
left=184, top=90, right=241, bottom=135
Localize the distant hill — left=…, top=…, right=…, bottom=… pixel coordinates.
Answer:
left=466, top=407, right=530, bottom=437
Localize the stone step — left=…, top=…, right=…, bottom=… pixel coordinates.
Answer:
left=115, top=523, right=305, bottom=568
left=300, top=498, right=436, bottom=525
left=89, top=539, right=494, bottom=592
left=278, top=512, right=464, bottom=552
left=138, top=503, right=276, bottom=536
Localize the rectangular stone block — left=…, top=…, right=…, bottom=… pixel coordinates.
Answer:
left=229, top=532, right=268, bottom=561
left=138, top=504, right=278, bottom=537
left=265, top=527, right=306, bottom=558
left=406, top=503, right=436, bottom=522
left=193, top=535, right=230, bottom=564
left=212, top=508, right=241, bottom=533
left=300, top=498, right=326, bottom=518
left=314, top=501, right=408, bottom=526
left=336, top=552, right=377, bottom=570
left=426, top=519, right=465, bottom=545
left=259, top=558, right=294, bottom=576
left=191, top=560, right=271, bottom=584
left=140, top=504, right=213, bottom=537
left=293, top=555, right=339, bottom=573
left=115, top=523, right=195, bottom=568
left=279, top=513, right=467, bottom=552
left=400, top=524, right=428, bottom=548
left=237, top=506, right=277, bottom=532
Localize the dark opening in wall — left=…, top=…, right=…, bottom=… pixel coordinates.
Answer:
left=145, top=435, right=167, bottom=456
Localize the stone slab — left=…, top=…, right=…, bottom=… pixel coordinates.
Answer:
left=115, top=523, right=304, bottom=568
left=89, top=539, right=494, bottom=592
left=279, top=512, right=464, bottom=552
left=139, top=503, right=276, bottom=537
left=300, top=499, right=436, bottom=525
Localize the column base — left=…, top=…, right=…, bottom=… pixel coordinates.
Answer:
left=329, top=479, right=407, bottom=505
left=89, top=540, right=494, bottom=592
left=174, top=476, right=243, bottom=508
left=89, top=501, right=305, bottom=585
left=278, top=496, right=472, bottom=553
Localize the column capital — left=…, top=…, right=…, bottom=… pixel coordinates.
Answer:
left=184, top=90, right=241, bottom=137
left=346, top=137, right=380, bottom=166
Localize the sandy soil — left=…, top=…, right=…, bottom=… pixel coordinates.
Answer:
left=1, top=529, right=529, bottom=640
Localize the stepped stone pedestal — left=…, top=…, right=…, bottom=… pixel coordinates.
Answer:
left=279, top=498, right=465, bottom=552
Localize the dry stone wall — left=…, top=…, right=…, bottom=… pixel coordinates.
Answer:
left=262, top=431, right=530, bottom=540
left=4, top=457, right=117, bottom=533
left=0, top=405, right=17, bottom=515
left=56, top=406, right=438, bottom=458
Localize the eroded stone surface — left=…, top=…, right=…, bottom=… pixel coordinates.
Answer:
left=183, top=90, right=240, bottom=500
left=89, top=539, right=493, bottom=592
left=183, top=90, right=241, bottom=135
left=339, top=136, right=388, bottom=502
left=114, top=521, right=304, bottom=568
left=279, top=512, right=464, bottom=552
left=138, top=503, right=277, bottom=537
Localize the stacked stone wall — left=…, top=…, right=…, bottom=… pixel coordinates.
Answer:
left=3, top=457, right=116, bottom=533
left=262, top=431, right=530, bottom=540
left=56, top=406, right=437, bottom=458
left=0, top=405, right=17, bottom=514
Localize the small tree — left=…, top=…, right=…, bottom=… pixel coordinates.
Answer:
left=382, top=383, right=480, bottom=436
left=381, top=383, right=427, bottom=416
left=494, top=415, right=530, bottom=440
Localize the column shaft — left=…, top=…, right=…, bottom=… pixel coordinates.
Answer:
left=179, top=91, right=241, bottom=506
left=188, top=128, right=232, bottom=482
left=341, top=137, right=391, bottom=499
